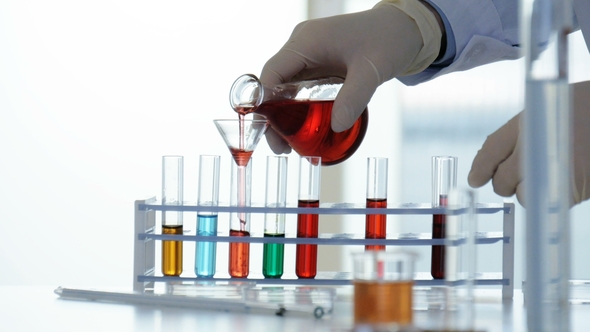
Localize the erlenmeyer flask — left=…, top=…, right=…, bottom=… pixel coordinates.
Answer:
left=229, top=74, right=369, bottom=166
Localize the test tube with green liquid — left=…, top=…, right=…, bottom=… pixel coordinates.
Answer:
left=262, top=156, right=288, bottom=278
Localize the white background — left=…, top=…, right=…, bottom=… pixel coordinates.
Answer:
left=1, top=0, right=590, bottom=291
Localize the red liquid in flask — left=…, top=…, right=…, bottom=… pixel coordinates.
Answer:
left=365, top=198, right=387, bottom=251
left=296, top=199, right=320, bottom=278
left=229, top=229, right=250, bottom=278
left=431, top=195, right=448, bottom=279
left=252, top=100, right=368, bottom=166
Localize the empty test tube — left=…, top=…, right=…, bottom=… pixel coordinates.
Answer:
left=263, top=156, right=288, bottom=278
left=161, top=155, right=184, bottom=277
left=195, top=155, right=221, bottom=278
left=365, top=157, right=388, bottom=251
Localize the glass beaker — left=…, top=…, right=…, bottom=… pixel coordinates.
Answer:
left=352, top=250, right=417, bottom=329
left=229, top=74, right=369, bottom=166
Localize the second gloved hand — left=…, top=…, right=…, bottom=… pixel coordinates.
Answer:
left=468, top=80, right=590, bottom=206
left=260, top=0, right=442, bottom=153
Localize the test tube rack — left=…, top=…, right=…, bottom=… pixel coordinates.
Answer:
left=133, top=198, right=515, bottom=299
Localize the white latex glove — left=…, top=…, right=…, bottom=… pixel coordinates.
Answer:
left=468, top=80, right=590, bottom=206
left=259, top=0, right=442, bottom=154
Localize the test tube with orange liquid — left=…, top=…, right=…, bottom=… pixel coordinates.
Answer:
left=161, top=155, right=184, bottom=277
left=365, top=157, right=388, bottom=251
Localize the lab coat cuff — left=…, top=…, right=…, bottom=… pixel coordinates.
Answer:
left=374, top=0, right=442, bottom=76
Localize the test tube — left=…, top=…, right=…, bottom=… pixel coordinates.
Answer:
left=195, top=155, right=221, bottom=278
left=365, top=157, right=388, bottom=251
left=161, top=155, right=184, bottom=277
left=522, top=0, right=572, bottom=330
left=296, top=156, right=321, bottom=279
left=430, top=156, right=457, bottom=280
left=229, top=158, right=253, bottom=278
left=262, top=156, right=288, bottom=278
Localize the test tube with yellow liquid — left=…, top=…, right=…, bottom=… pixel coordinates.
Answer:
left=161, top=155, right=184, bottom=276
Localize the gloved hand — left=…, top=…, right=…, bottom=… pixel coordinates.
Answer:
left=259, top=0, right=442, bottom=154
left=468, top=80, right=590, bottom=206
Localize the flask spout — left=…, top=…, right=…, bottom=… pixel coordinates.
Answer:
left=229, top=74, right=263, bottom=114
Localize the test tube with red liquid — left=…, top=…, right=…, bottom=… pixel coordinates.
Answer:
left=229, top=159, right=253, bottom=278
left=296, top=156, right=321, bottom=279
left=431, top=156, right=457, bottom=280
left=365, top=157, right=388, bottom=251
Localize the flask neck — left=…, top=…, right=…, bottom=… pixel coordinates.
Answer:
left=229, top=74, right=345, bottom=115
left=229, top=74, right=265, bottom=115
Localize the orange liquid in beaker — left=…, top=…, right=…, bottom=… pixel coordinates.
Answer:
left=354, top=280, right=413, bottom=325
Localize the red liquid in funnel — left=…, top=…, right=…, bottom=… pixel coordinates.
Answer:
left=229, top=147, right=253, bottom=167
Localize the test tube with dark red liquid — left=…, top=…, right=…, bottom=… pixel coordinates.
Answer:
left=229, top=159, right=252, bottom=278
left=365, top=157, right=388, bottom=251
left=296, top=156, right=321, bottom=279
left=431, top=156, right=457, bottom=280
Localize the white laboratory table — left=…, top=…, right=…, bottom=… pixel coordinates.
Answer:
left=2, top=286, right=590, bottom=331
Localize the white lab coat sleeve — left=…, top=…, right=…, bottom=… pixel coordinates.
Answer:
left=399, top=0, right=520, bottom=86
left=574, top=0, right=590, bottom=51
left=399, top=0, right=588, bottom=86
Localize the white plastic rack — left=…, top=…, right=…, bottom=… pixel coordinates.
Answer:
left=134, top=197, right=515, bottom=299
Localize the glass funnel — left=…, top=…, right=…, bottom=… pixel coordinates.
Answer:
left=213, top=119, right=269, bottom=167
left=214, top=118, right=268, bottom=278
left=229, top=74, right=369, bottom=166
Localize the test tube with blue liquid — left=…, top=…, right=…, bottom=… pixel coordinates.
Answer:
left=262, top=156, right=288, bottom=278
left=195, top=155, right=221, bottom=278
